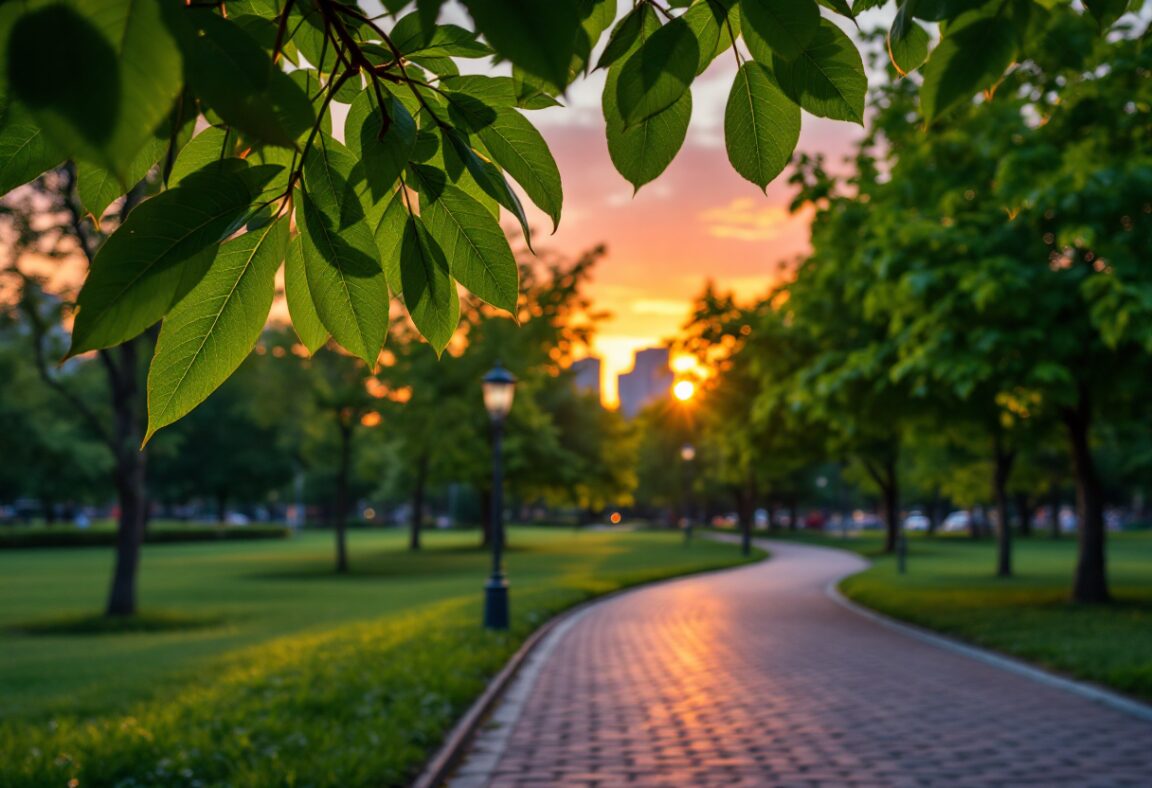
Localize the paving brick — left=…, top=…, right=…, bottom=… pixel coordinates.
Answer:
left=450, top=541, right=1152, bottom=786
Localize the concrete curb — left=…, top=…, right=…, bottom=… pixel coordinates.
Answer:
left=412, top=549, right=768, bottom=788
left=824, top=567, right=1152, bottom=724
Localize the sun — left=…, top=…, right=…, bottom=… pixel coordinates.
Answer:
left=673, top=379, right=696, bottom=401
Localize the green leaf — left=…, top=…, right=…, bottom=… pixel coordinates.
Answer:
left=146, top=217, right=288, bottom=441
left=413, top=165, right=519, bottom=313
left=443, top=128, right=534, bottom=250
left=423, top=127, right=499, bottom=219
left=400, top=215, right=459, bottom=355
left=473, top=107, right=562, bottom=231
left=773, top=19, right=867, bottom=125
left=596, top=4, right=653, bottom=70
left=177, top=8, right=314, bottom=148
left=604, top=56, right=692, bottom=192
left=461, top=0, right=582, bottom=91
left=0, top=100, right=64, bottom=196
left=683, top=0, right=735, bottom=75
left=572, top=0, right=617, bottom=75
left=441, top=75, right=520, bottom=108
left=168, top=127, right=239, bottom=187
left=742, top=0, right=820, bottom=62
left=7, top=0, right=182, bottom=186
left=296, top=138, right=388, bottom=364
left=818, top=0, right=856, bottom=18
left=70, top=161, right=276, bottom=355
left=346, top=89, right=417, bottom=207
left=615, top=16, right=700, bottom=126
left=724, top=61, right=801, bottom=191
left=393, top=14, right=491, bottom=58
left=284, top=232, right=329, bottom=355
left=77, top=133, right=168, bottom=221
left=374, top=189, right=409, bottom=298
left=888, top=19, right=930, bottom=76
left=1082, top=0, right=1128, bottom=28
left=921, top=16, right=1017, bottom=123
left=510, top=67, right=565, bottom=109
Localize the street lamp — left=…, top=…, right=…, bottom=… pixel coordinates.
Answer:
left=680, top=443, right=696, bottom=545
left=482, top=363, right=516, bottom=630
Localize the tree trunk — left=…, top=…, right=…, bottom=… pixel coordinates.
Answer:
left=1015, top=492, right=1033, bottom=537
left=866, top=455, right=900, bottom=554
left=882, top=466, right=899, bottom=554
left=1063, top=393, right=1110, bottom=604
left=216, top=492, right=227, bottom=523
left=410, top=452, right=429, bottom=551
left=736, top=480, right=755, bottom=556
left=787, top=498, right=799, bottom=533
left=104, top=341, right=148, bottom=617
left=928, top=487, right=942, bottom=536
left=1049, top=480, right=1062, bottom=540
left=333, top=418, right=353, bottom=574
left=42, top=498, right=56, bottom=525
left=766, top=503, right=778, bottom=533
left=992, top=427, right=1016, bottom=578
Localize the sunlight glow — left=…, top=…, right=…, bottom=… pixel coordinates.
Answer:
left=673, top=380, right=696, bottom=401
left=671, top=354, right=698, bottom=374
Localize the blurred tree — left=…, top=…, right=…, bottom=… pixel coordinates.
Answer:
left=779, top=12, right=1152, bottom=595
left=148, top=358, right=294, bottom=522
left=378, top=246, right=634, bottom=548
left=0, top=323, right=111, bottom=517
left=0, top=170, right=153, bottom=615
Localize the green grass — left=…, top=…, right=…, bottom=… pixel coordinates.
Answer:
left=772, top=530, right=1152, bottom=702
left=0, top=526, right=758, bottom=787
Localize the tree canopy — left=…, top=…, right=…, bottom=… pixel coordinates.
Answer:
left=0, top=0, right=1136, bottom=434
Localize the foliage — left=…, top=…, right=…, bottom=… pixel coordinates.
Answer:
left=0, top=0, right=1129, bottom=433
left=148, top=360, right=295, bottom=517
left=0, top=528, right=760, bottom=785
left=833, top=532, right=1152, bottom=702
left=377, top=247, right=635, bottom=515
left=0, top=319, right=111, bottom=509
left=676, top=283, right=823, bottom=524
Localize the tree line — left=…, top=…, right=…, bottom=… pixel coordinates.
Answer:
left=676, top=12, right=1151, bottom=604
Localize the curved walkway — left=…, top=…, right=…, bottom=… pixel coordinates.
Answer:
left=450, top=540, right=1152, bottom=786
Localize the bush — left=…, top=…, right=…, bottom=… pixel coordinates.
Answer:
left=0, top=525, right=291, bottom=549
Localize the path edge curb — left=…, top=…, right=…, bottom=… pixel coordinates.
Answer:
left=826, top=574, right=1152, bottom=724
left=412, top=547, right=769, bottom=788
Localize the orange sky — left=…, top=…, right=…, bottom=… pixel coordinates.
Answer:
left=520, top=59, right=863, bottom=405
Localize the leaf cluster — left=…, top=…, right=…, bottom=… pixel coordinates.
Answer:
left=0, top=0, right=1129, bottom=438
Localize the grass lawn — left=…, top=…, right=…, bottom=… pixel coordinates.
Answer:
left=0, top=526, right=759, bottom=786
left=771, top=529, right=1152, bottom=702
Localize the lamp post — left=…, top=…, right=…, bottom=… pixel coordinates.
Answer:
left=680, top=443, right=696, bottom=545
left=482, top=363, right=516, bottom=630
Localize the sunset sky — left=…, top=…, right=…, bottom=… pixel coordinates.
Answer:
left=524, top=62, right=863, bottom=405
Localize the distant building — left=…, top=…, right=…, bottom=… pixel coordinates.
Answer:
left=571, top=357, right=602, bottom=402
left=617, top=347, right=672, bottom=418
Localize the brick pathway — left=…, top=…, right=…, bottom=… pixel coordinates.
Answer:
left=450, top=540, right=1152, bottom=787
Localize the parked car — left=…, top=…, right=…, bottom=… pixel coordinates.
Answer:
left=941, top=510, right=972, bottom=534
left=903, top=512, right=930, bottom=532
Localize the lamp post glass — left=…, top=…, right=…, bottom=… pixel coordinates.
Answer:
left=482, top=365, right=517, bottom=421
left=482, top=364, right=516, bottom=630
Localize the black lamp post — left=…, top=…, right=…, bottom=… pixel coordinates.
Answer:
left=680, top=443, right=696, bottom=545
left=482, top=363, right=516, bottom=630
